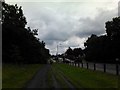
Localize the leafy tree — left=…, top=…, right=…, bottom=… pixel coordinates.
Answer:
left=72, top=48, right=83, bottom=62
left=105, top=17, right=120, bottom=61
left=106, top=17, right=120, bottom=40
left=65, top=47, right=74, bottom=60
left=64, top=47, right=83, bottom=62
left=2, top=2, right=50, bottom=64
left=84, top=16, right=120, bottom=63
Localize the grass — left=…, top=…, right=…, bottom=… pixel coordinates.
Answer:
left=2, top=63, right=44, bottom=88
left=51, top=65, right=70, bottom=88
left=47, top=65, right=70, bottom=88
left=47, top=66, right=54, bottom=88
left=52, top=63, right=119, bottom=88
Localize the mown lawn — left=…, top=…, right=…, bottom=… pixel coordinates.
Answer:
left=2, top=64, right=44, bottom=88
left=52, top=63, right=119, bottom=88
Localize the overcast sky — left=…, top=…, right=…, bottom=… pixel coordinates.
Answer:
left=6, top=0, right=119, bottom=55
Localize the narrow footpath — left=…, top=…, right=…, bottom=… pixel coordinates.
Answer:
left=26, top=64, right=75, bottom=89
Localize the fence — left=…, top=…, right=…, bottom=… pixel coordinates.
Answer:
left=68, top=62, right=120, bottom=75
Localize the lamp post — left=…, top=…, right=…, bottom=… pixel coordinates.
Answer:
left=56, top=43, right=62, bottom=61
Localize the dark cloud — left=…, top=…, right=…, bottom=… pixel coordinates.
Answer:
left=76, top=8, right=117, bottom=38
left=15, top=2, right=118, bottom=54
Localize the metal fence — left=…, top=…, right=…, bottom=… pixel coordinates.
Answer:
left=68, top=62, right=120, bottom=75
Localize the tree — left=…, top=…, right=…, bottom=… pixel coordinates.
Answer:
left=2, top=2, right=27, bottom=28
left=72, top=48, right=83, bottom=62
left=105, top=16, right=120, bottom=61
left=84, top=16, right=120, bottom=63
left=2, top=2, right=50, bottom=64
left=106, top=17, right=120, bottom=40
left=65, top=47, right=74, bottom=60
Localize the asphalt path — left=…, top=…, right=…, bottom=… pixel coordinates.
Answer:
left=26, top=64, right=75, bottom=89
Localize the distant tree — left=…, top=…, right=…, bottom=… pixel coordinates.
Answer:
left=65, top=47, right=73, bottom=55
left=64, top=47, right=83, bottom=62
left=73, top=48, right=83, bottom=62
left=65, top=47, right=74, bottom=60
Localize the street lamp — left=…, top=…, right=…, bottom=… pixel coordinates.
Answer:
left=56, top=43, right=62, bottom=61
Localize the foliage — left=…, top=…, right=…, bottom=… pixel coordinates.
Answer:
left=2, top=2, right=50, bottom=64
left=84, top=17, right=120, bottom=63
left=65, top=47, right=83, bottom=62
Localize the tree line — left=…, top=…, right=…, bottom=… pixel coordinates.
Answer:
left=64, top=17, right=120, bottom=63
left=2, top=2, right=50, bottom=64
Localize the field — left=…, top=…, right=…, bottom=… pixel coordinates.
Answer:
left=2, top=64, right=44, bottom=88
left=52, top=63, right=119, bottom=88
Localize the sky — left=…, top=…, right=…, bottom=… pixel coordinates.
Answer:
left=6, top=0, right=119, bottom=55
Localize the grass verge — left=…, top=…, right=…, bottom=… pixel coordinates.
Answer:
left=52, top=63, right=118, bottom=88
left=47, top=66, right=54, bottom=88
left=51, top=65, right=70, bottom=88
left=2, top=63, right=44, bottom=88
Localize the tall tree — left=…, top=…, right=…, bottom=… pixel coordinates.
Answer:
left=84, top=16, right=120, bottom=63
left=2, top=2, right=50, bottom=64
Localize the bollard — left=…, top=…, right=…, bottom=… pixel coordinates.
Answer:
left=116, top=63, right=119, bottom=75
left=94, top=63, right=96, bottom=70
left=81, top=62, right=83, bottom=68
left=78, top=63, right=80, bottom=67
left=115, top=58, right=119, bottom=75
left=87, top=63, right=88, bottom=69
left=103, top=63, right=106, bottom=73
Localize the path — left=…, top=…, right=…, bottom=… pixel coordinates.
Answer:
left=26, top=64, right=75, bottom=89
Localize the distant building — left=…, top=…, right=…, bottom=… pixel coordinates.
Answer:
left=118, top=1, right=120, bottom=16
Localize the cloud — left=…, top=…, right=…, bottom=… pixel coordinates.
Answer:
left=25, top=3, right=117, bottom=54
left=76, top=8, right=118, bottom=38
left=6, top=1, right=119, bottom=54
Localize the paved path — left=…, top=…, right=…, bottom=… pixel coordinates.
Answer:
left=26, top=64, right=75, bottom=89
left=26, top=64, right=50, bottom=88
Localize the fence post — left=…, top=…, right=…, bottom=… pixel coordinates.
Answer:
left=116, top=58, right=119, bottom=75
left=94, top=63, right=96, bottom=70
left=87, top=62, right=88, bottom=69
left=103, top=63, right=106, bottom=73
left=78, top=63, right=80, bottom=67
left=116, top=63, right=119, bottom=75
left=81, top=62, right=83, bottom=68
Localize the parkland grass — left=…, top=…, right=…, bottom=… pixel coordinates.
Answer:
left=51, top=66, right=70, bottom=88
left=2, top=64, right=44, bottom=88
left=52, top=63, right=118, bottom=88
